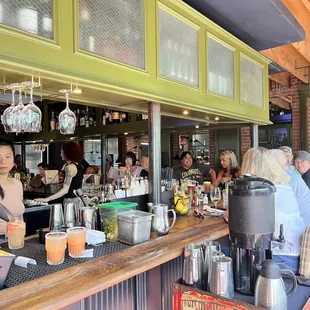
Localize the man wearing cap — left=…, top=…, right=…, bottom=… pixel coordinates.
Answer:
left=173, top=151, right=216, bottom=184
left=105, top=154, right=118, bottom=185
left=295, top=151, right=310, bottom=189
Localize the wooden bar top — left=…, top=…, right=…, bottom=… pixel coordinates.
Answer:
left=0, top=214, right=229, bottom=310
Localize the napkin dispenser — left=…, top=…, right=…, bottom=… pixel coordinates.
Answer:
left=0, top=250, right=15, bottom=289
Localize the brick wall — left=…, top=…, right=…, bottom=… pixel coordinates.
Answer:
left=269, top=76, right=304, bottom=152
left=240, top=126, right=251, bottom=159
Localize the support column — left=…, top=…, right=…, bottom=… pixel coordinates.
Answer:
left=21, top=141, right=26, bottom=172
left=148, top=102, right=161, bottom=204
left=101, top=134, right=107, bottom=184
left=251, top=124, right=259, bottom=148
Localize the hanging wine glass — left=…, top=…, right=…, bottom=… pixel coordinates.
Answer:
left=2, top=84, right=18, bottom=132
left=10, top=83, right=26, bottom=133
left=58, top=89, right=76, bottom=135
left=22, top=81, right=42, bottom=132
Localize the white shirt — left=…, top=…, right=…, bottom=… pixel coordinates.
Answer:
left=107, top=166, right=118, bottom=184
left=274, top=184, right=305, bottom=255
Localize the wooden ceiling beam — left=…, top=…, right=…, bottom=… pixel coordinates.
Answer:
left=301, top=0, right=310, bottom=12
left=262, top=45, right=309, bottom=83
left=269, top=97, right=291, bottom=110
left=269, top=72, right=290, bottom=87
left=282, top=0, right=310, bottom=41
left=292, top=41, right=310, bottom=63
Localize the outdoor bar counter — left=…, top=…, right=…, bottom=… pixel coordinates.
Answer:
left=0, top=215, right=228, bottom=310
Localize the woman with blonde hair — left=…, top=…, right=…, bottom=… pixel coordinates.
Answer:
left=213, top=150, right=241, bottom=189
left=240, top=147, right=305, bottom=273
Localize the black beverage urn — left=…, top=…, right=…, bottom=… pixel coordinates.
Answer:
left=228, top=175, right=276, bottom=296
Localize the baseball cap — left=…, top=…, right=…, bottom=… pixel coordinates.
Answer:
left=295, top=151, right=310, bottom=161
left=279, top=146, right=292, bottom=154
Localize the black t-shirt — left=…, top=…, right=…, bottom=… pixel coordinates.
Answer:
left=302, top=168, right=310, bottom=190
left=173, top=164, right=211, bottom=184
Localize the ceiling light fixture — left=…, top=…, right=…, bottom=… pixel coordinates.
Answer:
left=124, top=132, right=128, bottom=135
left=280, top=110, right=284, bottom=116
left=215, top=117, right=220, bottom=121
left=72, top=84, right=83, bottom=94
left=183, top=110, right=189, bottom=115
left=195, top=125, right=199, bottom=129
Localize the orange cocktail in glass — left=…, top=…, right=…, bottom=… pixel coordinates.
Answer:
left=45, top=232, right=67, bottom=265
left=67, top=227, right=87, bottom=258
left=7, top=222, right=25, bottom=249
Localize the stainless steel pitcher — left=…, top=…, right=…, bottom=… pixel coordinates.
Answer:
left=182, top=243, right=204, bottom=289
left=202, top=240, right=222, bottom=290
left=79, top=207, right=97, bottom=230
left=49, top=204, right=64, bottom=231
left=64, top=203, right=79, bottom=228
left=208, top=256, right=234, bottom=298
left=149, top=204, right=176, bottom=236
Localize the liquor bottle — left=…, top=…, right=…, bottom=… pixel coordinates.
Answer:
left=76, top=109, right=80, bottom=128
left=105, top=110, right=112, bottom=125
left=89, top=108, right=94, bottom=126
left=136, top=114, right=142, bottom=121
left=80, top=109, right=85, bottom=127
left=85, top=106, right=89, bottom=128
left=56, top=115, right=60, bottom=131
left=50, top=111, right=56, bottom=131
left=102, top=109, right=106, bottom=125
left=112, top=111, right=120, bottom=124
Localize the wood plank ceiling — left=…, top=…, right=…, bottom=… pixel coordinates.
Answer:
left=262, top=0, right=310, bottom=87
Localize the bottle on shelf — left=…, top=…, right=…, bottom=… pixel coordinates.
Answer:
left=50, top=111, right=56, bottom=131
left=56, top=115, right=60, bottom=131
left=112, top=111, right=120, bottom=124
left=89, top=108, right=94, bottom=127
left=85, top=106, right=89, bottom=128
left=136, top=114, right=142, bottom=121
left=80, top=109, right=85, bottom=127
left=76, top=109, right=80, bottom=128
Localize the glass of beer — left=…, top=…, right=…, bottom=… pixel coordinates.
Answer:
left=45, top=232, right=67, bottom=265
left=67, top=227, right=87, bottom=258
left=7, top=221, right=25, bottom=249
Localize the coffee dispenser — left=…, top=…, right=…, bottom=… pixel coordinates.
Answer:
left=229, top=175, right=276, bottom=296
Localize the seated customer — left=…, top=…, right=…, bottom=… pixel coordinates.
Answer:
left=173, top=151, right=216, bottom=184
left=242, top=147, right=305, bottom=274
left=213, top=150, right=241, bottom=189
left=30, top=162, right=48, bottom=193
left=271, top=149, right=310, bottom=226
left=295, top=151, right=310, bottom=189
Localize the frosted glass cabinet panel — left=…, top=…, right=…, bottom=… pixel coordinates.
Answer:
left=207, top=37, right=234, bottom=98
left=240, top=56, right=263, bottom=107
left=79, top=0, right=145, bottom=69
left=0, top=0, right=53, bottom=39
left=158, top=7, right=199, bottom=87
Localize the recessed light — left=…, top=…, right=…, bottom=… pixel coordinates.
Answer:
left=124, top=132, right=128, bottom=135
left=183, top=110, right=189, bottom=115
left=70, top=137, right=75, bottom=140
left=72, top=87, right=83, bottom=94
left=205, top=116, right=210, bottom=120
left=215, top=117, right=220, bottom=121
left=50, top=139, right=53, bottom=142
left=195, top=125, right=199, bottom=129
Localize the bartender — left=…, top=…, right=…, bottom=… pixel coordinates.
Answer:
left=173, top=151, right=216, bottom=184
left=35, top=141, right=84, bottom=207
left=0, top=139, right=24, bottom=234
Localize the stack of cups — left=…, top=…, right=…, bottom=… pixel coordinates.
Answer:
left=299, top=226, right=310, bottom=277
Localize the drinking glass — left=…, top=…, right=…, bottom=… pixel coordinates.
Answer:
left=67, top=227, right=87, bottom=258
left=11, top=83, right=26, bottom=133
left=58, top=89, right=76, bottom=135
left=22, top=81, right=42, bottom=132
left=2, top=84, right=18, bottom=132
left=45, top=232, right=67, bottom=265
left=210, top=187, right=221, bottom=214
left=7, top=221, right=26, bottom=249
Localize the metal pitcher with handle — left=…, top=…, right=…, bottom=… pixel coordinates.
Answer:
left=150, top=204, right=176, bottom=237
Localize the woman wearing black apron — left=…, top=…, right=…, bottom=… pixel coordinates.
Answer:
left=35, top=141, right=84, bottom=208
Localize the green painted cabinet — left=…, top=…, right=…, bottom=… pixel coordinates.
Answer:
left=0, top=0, right=270, bottom=124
